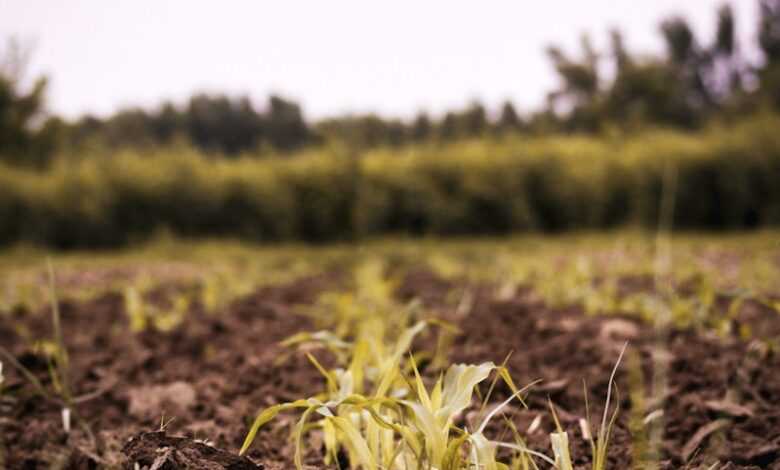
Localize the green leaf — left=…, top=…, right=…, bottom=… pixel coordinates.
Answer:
left=329, top=415, right=377, bottom=470
left=239, top=399, right=311, bottom=456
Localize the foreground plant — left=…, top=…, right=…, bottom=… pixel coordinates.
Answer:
left=240, top=353, right=551, bottom=470
left=242, top=257, right=631, bottom=469
left=241, top=260, right=554, bottom=469
left=244, top=260, right=557, bottom=469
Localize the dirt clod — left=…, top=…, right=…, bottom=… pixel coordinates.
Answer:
left=121, top=431, right=262, bottom=470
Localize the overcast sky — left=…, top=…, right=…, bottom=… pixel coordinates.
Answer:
left=0, top=1, right=759, bottom=121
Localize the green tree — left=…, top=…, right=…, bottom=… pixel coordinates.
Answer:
left=265, top=95, right=312, bottom=151
left=460, top=101, right=487, bottom=136
left=0, top=39, right=52, bottom=166
left=185, top=94, right=263, bottom=155
left=545, top=34, right=602, bottom=131
left=438, top=112, right=458, bottom=140
left=713, top=5, right=742, bottom=97
left=603, top=27, right=697, bottom=129
left=659, top=15, right=718, bottom=122
left=411, top=112, right=432, bottom=141
left=151, top=102, right=183, bottom=144
left=496, top=101, right=522, bottom=134
left=759, top=0, right=780, bottom=62
left=758, top=0, right=780, bottom=109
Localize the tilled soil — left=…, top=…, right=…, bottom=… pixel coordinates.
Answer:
left=1, top=268, right=779, bottom=469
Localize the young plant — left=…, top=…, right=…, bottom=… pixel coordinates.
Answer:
left=547, top=343, right=627, bottom=470
left=200, top=269, right=254, bottom=314
left=240, top=353, right=551, bottom=470
left=151, top=293, right=190, bottom=332
left=287, top=258, right=459, bottom=377
left=244, top=259, right=562, bottom=469
left=123, top=280, right=191, bottom=333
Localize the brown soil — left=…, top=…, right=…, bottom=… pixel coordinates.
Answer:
left=2, top=267, right=779, bottom=469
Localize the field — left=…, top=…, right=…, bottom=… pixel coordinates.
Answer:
left=1, top=232, right=780, bottom=469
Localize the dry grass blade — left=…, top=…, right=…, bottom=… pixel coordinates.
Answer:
left=594, top=342, right=627, bottom=469
left=681, top=419, right=730, bottom=463
left=47, top=260, right=72, bottom=405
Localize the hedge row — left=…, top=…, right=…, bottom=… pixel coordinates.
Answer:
left=1, top=115, right=779, bottom=248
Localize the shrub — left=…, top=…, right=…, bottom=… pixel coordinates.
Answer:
left=1, top=114, right=779, bottom=248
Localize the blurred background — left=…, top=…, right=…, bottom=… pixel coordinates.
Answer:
left=1, top=0, right=780, bottom=248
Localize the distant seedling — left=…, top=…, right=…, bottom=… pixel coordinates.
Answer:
left=123, top=279, right=191, bottom=333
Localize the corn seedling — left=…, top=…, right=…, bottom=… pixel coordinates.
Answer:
left=240, top=351, right=552, bottom=469
left=253, top=258, right=557, bottom=469
left=151, top=293, right=191, bottom=332
left=302, top=259, right=403, bottom=339
left=244, top=260, right=550, bottom=469
left=200, top=269, right=254, bottom=314
left=123, top=280, right=191, bottom=333
left=287, top=259, right=458, bottom=374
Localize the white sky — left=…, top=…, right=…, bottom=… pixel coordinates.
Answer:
left=0, top=1, right=759, bottom=121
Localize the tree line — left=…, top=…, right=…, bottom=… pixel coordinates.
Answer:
left=2, top=0, right=780, bottom=167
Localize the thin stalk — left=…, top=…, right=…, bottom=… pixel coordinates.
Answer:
left=649, top=160, right=677, bottom=466
left=47, top=260, right=72, bottom=406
